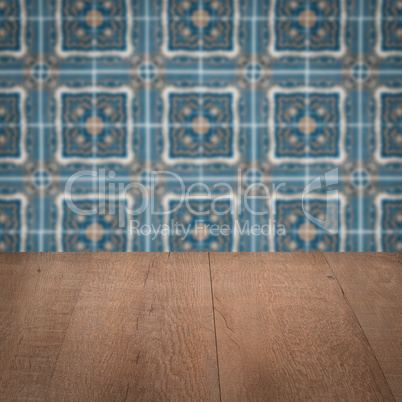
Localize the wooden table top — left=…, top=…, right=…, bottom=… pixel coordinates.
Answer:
left=0, top=252, right=401, bottom=401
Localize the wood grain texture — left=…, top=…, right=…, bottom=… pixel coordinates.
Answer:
left=0, top=252, right=400, bottom=401
left=325, top=252, right=402, bottom=400
left=0, top=253, right=90, bottom=400
left=45, top=252, right=219, bottom=402
left=209, top=252, right=395, bottom=401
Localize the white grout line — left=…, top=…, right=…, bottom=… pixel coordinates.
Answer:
left=358, top=0, right=364, bottom=251
left=38, top=0, right=45, bottom=251
left=145, top=0, right=151, bottom=252
left=91, top=0, right=97, bottom=252
left=251, top=0, right=258, bottom=252
left=0, top=122, right=398, bottom=128
left=1, top=229, right=401, bottom=235
left=1, top=174, right=402, bottom=183
left=1, top=69, right=402, bottom=76
left=304, top=0, right=311, bottom=252
left=197, top=0, right=204, bottom=252
left=2, top=15, right=402, bottom=21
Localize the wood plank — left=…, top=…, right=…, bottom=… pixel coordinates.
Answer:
left=46, top=252, right=219, bottom=402
left=0, top=253, right=90, bottom=400
left=325, top=252, right=402, bottom=400
left=210, top=252, right=394, bottom=401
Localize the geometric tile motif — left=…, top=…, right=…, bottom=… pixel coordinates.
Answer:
left=379, top=0, right=402, bottom=54
left=271, top=0, right=344, bottom=55
left=163, top=88, right=239, bottom=163
left=0, top=0, right=25, bottom=55
left=166, top=197, right=234, bottom=251
left=59, top=198, right=129, bottom=252
left=379, top=198, right=402, bottom=252
left=0, top=197, right=25, bottom=252
left=377, top=90, right=402, bottom=160
left=269, top=88, right=344, bottom=161
left=274, top=199, right=341, bottom=252
left=56, top=88, right=133, bottom=162
left=163, top=0, right=238, bottom=56
left=0, top=0, right=401, bottom=252
left=0, top=90, right=26, bottom=162
left=57, top=0, right=132, bottom=56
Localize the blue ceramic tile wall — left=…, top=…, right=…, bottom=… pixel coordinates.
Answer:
left=0, top=0, right=401, bottom=251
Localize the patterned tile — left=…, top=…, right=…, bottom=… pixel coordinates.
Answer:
left=57, top=0, right=133, bottom=56
left=375, top=88, right=402, bottom=160
left=166, top=197, right=235, bottom=251
left=162, top=87, right=239, bottom=163
left=56, top=87, right=133, bottom=162
left=274, top=197, right=343, bottom=252
left=0, top=0, right=401, bottom=251
left=378, top=196, right=402, bottom=251
left=0, top=196, right=26, bottom=251
left=57, top=197, right=132, bottom=251
left=0, top=89, right=26, bottom=162
left=268, top=87, right=345, bottom=161
left=0, top=0, right=26, bottom=56
left=163, top=0, right=238, bottom=56
left=271, top=0, right=345, bottom=56
left=378, top=0, right=402, bottom=54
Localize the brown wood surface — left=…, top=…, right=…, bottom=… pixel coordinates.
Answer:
left=0, top=253, right=90, bottom=400
left=209, top=252, right=395, bottom=401
left=46, top=252, right=220, bottom=402
left=325, top=252, right=402, bottom=400
left=0, top=252, right=400, bottom=401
